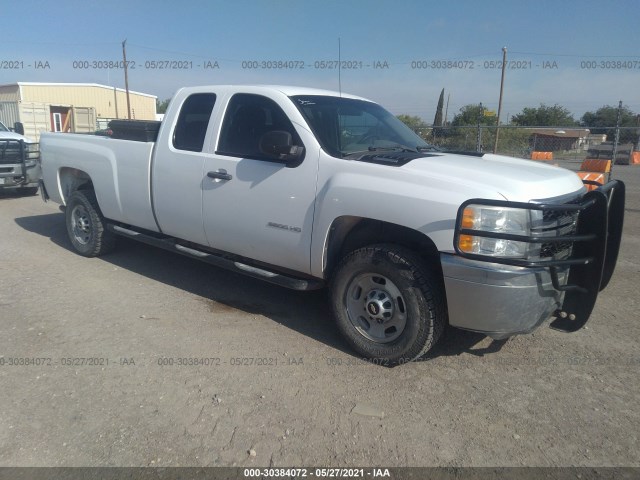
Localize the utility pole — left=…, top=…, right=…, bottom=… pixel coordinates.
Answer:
left=122, top=39, right=132, bottom=120
left=338, top=38, right=342, bottom=97
left=493, top=46, right=507, bottom=154
left=113, top=86, right=119, bottom=118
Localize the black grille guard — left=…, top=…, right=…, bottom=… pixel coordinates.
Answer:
left=0, top=139, right=31, bottom=183
left=453, top=179, right=625, bottom=333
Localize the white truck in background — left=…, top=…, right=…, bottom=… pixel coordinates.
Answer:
left=39, top=85, right=625, bottom=364
left=0, top=120, right=40, bottom=195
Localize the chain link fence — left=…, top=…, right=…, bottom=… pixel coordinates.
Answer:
left=413, top=125, right=640, bottom=170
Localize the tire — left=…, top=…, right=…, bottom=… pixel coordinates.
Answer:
left=330, top=244, right=446, bottom=365
left=65, top=189, right=116, bottom=257
left=19, top=186, right=39, bottom=196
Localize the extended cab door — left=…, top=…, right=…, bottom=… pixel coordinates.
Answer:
left=152, top=92, right=217, bottom=246
left=202, top=92, right=319, bottom=274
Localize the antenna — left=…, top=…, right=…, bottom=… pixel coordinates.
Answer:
left=338, top=38, right=342, bottom=97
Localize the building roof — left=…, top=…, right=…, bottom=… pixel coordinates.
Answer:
left=0, top=82, right=157, bottom=99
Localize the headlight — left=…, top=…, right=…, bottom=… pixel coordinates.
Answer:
left=458, top=205, right=535, bottom=258
left=24, top=143, right=40, bottom=165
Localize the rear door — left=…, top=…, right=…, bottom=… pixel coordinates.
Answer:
left=152, top=92, right=217, bottom=246
left=201, top=92, right=319, bottom=274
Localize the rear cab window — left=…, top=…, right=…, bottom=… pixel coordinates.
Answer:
left=172, top=93, right=217, bottom=152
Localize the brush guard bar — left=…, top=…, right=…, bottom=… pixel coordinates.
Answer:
left=454, top=180, right=625, bottom=333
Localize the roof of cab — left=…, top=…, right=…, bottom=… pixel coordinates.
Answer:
left=175, top=85, right=372, bottom=102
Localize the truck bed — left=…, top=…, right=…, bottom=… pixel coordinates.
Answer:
left=40, top=133, right=159, bottom=232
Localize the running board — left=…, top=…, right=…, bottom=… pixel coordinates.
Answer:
left=107, top=224, right=323, bottom=291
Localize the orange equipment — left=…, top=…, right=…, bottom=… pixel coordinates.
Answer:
left=577, top=158, right=611, bottom=191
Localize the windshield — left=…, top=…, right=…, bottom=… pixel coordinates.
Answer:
left=0, top=121, right=9, bottom=132
left=291, top=95, right=434, bottom=158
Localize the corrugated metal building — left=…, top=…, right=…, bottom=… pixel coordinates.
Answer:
left=0, top=82, right=157, bottom=140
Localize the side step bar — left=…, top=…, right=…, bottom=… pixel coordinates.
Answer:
left=107, top=224, right=324, bottom=291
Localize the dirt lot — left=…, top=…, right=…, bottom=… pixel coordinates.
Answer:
left=1, top=165, right=639, bottom=468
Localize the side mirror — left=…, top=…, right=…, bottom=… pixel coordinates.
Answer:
left=259, top=130, right=304, bottom=163
left=14, top=122, right=25, bottom=135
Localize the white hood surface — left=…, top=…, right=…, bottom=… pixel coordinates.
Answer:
left=402, top=152, right=585, bottom=202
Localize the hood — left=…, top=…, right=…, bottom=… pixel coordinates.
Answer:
left=0, top=131, right=34, bottom=143
left=398, top=152, right=585, bottom=202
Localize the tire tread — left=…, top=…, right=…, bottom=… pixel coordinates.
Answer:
left=66, top=189, right=116, bottom=257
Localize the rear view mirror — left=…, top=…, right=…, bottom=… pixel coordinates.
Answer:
left=14, top=122, right=25, bottom=135
left=259, top=130, right=304, bottom=164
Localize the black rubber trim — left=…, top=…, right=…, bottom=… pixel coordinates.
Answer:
left=441, top=150, right=485, bottom=157
left=38, top=179, right=49, bottom=202
left=353, top=152, right=441, bottom=167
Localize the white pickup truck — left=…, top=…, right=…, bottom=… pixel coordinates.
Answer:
left=39, top=85, right=625, bottom=364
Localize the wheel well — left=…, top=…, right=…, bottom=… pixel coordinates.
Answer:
left=59, top=167, right=93, bottom=203
left=324, top=217, right=442, bottom=279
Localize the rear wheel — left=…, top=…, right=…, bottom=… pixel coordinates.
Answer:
left=330, top=244, right=446, bottom=365
left=65, top=189, right=116, bottom=257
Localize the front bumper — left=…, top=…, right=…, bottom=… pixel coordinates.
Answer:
left=442, top=254, right=566, bottom=338
left=0, top=163, right=41, bottom=188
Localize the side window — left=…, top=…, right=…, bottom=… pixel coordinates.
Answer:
left=217, top=93, right=303, bottom=160
left=172, top=93, right=216, bottom=152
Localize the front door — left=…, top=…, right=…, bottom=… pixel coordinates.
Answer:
left=202, top=93, right=319, bottom=274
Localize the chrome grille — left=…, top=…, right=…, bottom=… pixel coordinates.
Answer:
left=531, top=198, right=582, bottom=260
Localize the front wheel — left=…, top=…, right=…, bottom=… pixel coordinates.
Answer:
left=330, top=244, right=446, bottom=365
left=65, top=189, right=116, bottom=257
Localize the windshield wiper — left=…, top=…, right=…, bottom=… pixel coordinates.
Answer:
left=416, top=145, right=442, bottom=152
left=377, top=144, right=418, bottom=152
left=343, top=144, right=418, bottom=158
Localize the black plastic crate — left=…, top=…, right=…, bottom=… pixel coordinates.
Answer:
left=108, top=120, right=161, bottom=142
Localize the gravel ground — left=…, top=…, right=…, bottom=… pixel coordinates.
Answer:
left=0, top=164, right=639, bottom=468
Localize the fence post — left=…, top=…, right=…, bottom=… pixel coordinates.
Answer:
left=611, top=100, right=622, bottom=176
left=476, top=102, right=483, bottom=152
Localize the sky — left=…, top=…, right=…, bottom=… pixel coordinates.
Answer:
left=2, top=0, right=639, bottom=123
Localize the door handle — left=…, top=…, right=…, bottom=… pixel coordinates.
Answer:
left=207, top=170, right=232, bottom=181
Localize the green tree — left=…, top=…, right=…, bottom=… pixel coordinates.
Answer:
left=581, top=105, right=638, bottom=143
left=451, top=104, right=494, bottom=126
left=156, top=98, right=171, bottom=114
left=511, top=104, right=577, bottom=126
left=396, top=114, right=429, bottom=139
left=433, top=88, right=445, bottom=128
